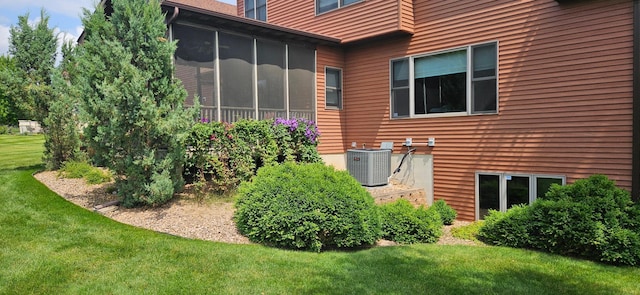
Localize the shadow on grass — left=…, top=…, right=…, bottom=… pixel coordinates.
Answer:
left=296, top=246, right=636, bottom=295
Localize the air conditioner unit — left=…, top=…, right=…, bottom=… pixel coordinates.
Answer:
left=346, top=149, right=391, bottom=186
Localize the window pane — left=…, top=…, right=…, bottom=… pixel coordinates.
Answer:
left=288, top=45, right=315, bottom=118
left=326, top=69, right=339, bottom=88
left=507, top=176, right=530, bottom=209
left=415, top=73, right=466, bottom=114
left=257, top=39, right=285, bottom=116
left=479, top=174, right=500, bottom=219
left=343, top=0, right=360, bottom=5
left=318, top=0, right=338, bottom=13
left=326, top=88, right=340, bottom=107
left=536, top=177, right=563, bottom=199
left=257, top=6, right=266, bottom=21
left=473, top=43, right=496, bottom=78
left=245, top=0, right=255, bottom=9
left=392, top=88, right=409, bottom=118
left=173, top=24, right=216, bottom=120
left=415, top=50, right=467, bottom=78
left=473, top=78, right=496, bottom=113
left=219, top=32, right=254, bottom=120
left=393, top=59, right=409, bottom=87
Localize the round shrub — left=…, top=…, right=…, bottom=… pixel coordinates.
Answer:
left=478, top=205, right=532, bottom=248
left=234, top=162, right=381, bottom=252
left=432, top=199, right=457, bottom=225
left=379, top=199, right=443, bottom=244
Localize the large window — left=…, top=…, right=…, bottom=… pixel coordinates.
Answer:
left=325, top=67, right=342, bottom=109
left=391, top=42, right=498, bottom=118
left=317, top=0, right=361, bottom=14
left=476, top=173, right=565, bottom=220
left=245, top=0, right=267, bottom=21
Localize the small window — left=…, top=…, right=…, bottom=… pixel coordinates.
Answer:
left=325, top=68, right=342, bottom=109
left=390, top=42, right=498, bottom=119
left=245, top=0, right=267, bottom=21
left=317, top=0, right=361, bottom=14
left=476, top=173, right=565, bottom=220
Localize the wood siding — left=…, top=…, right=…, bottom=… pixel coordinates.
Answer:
left=335, top=0, right=633, bottom=220
left=265, top=0, right=414, bottom=43
left=316, top=45, right=347, bottom=153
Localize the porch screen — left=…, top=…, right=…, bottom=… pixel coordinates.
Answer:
left=288, top=45, right=315, bottom=120
left=257, top=39, right=286, bottom=119
left=219, top=32, right=254, bottom=121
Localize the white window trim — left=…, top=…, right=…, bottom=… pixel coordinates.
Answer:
left=315, top=0, right=363, bottom=15
left=475, top=172, right=566, bottom=220
left=390, top=41, right=499, bottom=120
left=245, top=0, right=267, bottom=21
left=324, top=66, right=343, bottom=110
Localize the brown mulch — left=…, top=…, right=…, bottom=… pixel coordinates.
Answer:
left=33, top=171, right=481, bottom=246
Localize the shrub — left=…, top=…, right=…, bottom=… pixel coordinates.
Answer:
left=234, top=162, right=380, bottom=252
left=379, top=199, right=443, bottom=244
left=58, top=160, right=112, bottom=185
left=185, top=118, right=322, bottom=194
left=451, top=221, right=484, bottom=243
left=479, top=174, right=640, bottom=266
left=432, top=199, right=457, bottom=225
left=478, top=205, right=532, bottom=248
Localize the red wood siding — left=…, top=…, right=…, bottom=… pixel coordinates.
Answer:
left=316, top=45, right=347, bottom=153
left=334, top=0, right=633, bottom=220
left=266, top=0, right=414, bottom=43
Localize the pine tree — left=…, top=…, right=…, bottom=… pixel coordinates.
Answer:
left=76, top=0, right=194, bottom=206
left=6, top=9, right=57, bottom=123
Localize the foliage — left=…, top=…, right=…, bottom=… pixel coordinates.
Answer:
left=0, top=55, right=19, bottom=125
left=451, top=221, right=484, bottom=243
left=379, top=199, right=443, bottom=244
left=43, top=44, right=82, bottom=170
left=4, top=9, right=57, bottom=124
left=3, top=138, right=640, bottom=294
left=58, top=160, right=112, bottom=185
left=234, top=162, right=381, bottom=252
left=0, top=125, right=19, bottom=135
left=75, top=0, right=195, bottom=207
left=184, top=118, right=322, bottom=194
left=479, top=175, right=640, bottom=266
left=478, top=205, right=533, bottom=248
left=432, top=199, right=457, bottom=225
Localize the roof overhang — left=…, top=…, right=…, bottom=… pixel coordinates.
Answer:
left=162, top=1, right=342, bottom=47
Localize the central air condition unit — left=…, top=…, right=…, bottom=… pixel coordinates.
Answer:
left=346, top=149, right=391, bottom=186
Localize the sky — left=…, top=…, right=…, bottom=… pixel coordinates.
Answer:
left=0, top=0, right=237, bottom=59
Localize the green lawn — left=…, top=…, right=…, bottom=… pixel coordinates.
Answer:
left=1, top=134, right=639, bottom=294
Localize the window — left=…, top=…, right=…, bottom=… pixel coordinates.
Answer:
left=245, top=0, right=267, bottom=21
left=476, top=173, right=565, bottom=219
left=317, top=0, right=361, bottom=14
left=390, top=42, right=497, bottom=118
left=325, top=68, right=342, bottom=109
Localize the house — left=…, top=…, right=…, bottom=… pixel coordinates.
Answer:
left=155, top=0, right=638, bottom=220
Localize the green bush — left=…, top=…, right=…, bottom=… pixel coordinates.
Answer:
left=234, top=162, right=380, bottom=252
left=432, top=199, right=457, bottom=225
left=478, top=205, right=532, bottom=248
left=58, top=160, right=112, bottom=185
left=379, top=199, right=443, bottom=244
left=479, top=175, right=640, bottom=266
left=451, top=221, right=484, bottom=242
left=185, top=118, right=322, bottom=194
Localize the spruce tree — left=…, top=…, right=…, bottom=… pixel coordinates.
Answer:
left=76, top=0, right=194, bottom=206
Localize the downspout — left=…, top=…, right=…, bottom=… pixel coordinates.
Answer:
left=633, top=0, right=640, bottom=201
left=167, top=6, right=179, bottom=25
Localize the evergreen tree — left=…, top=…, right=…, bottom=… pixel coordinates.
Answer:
left=6, top=9, right=57, bottom=123
left=0, top=55, right=18, bottom=125
left=76, top=0, right=194, bottom=206
left=44, top=42, right=82, bottom=169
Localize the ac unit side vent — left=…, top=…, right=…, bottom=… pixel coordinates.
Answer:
left=346, top=149, right=391, bottom=186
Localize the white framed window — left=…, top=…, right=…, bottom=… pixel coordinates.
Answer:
left=390, top=42, right=498, bottom=119
left=245, top=0, right=267, bottom=21
left=325, top=67, right=342, bottom=109
left=475, top=172, right=565, bottom=220
left=316, top=0, right=361, bottom=14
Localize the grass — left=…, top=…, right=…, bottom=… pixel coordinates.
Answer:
left=1, top=134, right=640, bottom=294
